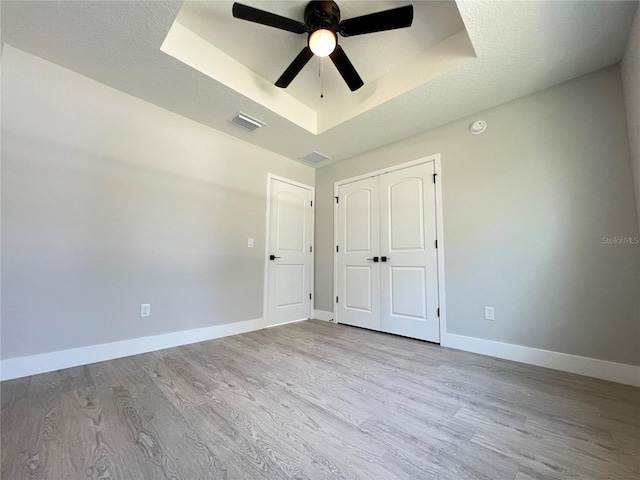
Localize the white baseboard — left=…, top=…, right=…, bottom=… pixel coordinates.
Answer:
left=0, top=318, right=264, bottom=381
left=313, top=310, right=334, bottom=322
left=266, top=317, right=308, bottom=328
left=441, top=332, right=640, bottom=387
left=5, top=318, right=636, bottom=387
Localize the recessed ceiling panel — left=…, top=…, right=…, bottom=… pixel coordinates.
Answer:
left=165, top=0, right=475, bottom=134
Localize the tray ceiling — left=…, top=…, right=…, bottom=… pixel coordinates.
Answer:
left=166, top=1, right=473, bottom=133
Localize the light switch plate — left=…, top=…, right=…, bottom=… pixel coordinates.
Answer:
left=141, top=304, right=151, bottom=317
left=248, top=238, right=254, bottom=248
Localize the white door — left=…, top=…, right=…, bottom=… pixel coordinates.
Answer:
left=266, top=178, right=313, bottom=327
left=336, top=162, right=440, bottom=342
left=336, top=176, right=381, bottom=331
left=379, top=163, right=439, bottom=342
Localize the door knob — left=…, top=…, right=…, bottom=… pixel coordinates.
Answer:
left=366, top=256, right=379, bottom=262
left=381, top=256, right=390, bottom=262
left=269, top=255, right=282, bottom=260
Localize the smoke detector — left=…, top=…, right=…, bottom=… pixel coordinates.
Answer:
left=470, top=120, right=487, bottom=135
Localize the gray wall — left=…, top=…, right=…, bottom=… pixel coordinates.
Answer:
left=315, top=65, right=640, bottom=366
left=1, top=47, right=314, bottom=359
left=622, top=3, right=640, bottom=229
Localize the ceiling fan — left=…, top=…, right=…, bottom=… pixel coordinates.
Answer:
left=232, top=1, right=414, bottom=92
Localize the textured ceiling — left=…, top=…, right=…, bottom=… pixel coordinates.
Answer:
left=1, top=1, right=637, bottom=166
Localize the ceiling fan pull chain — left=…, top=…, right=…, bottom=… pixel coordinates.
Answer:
left=320, top=57, right=325, bottom=99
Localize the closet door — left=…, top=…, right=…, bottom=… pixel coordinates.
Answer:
left=379, top=163, right=440, bottom=342
left=336, top=177, right=381, bottom=331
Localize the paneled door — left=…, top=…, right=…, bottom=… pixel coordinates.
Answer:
left=336, top=162, right=440, bottom=342
left=379, top=163, right=439, bottom=342
left=266, top=178, right=313, bottom=327
left=336, top=176, right=381, bottom=331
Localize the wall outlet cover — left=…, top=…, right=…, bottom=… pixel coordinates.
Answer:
left=484, top=306, right=495, bottom=321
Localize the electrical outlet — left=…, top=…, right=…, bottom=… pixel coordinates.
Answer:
left=484, top=306, right=495, bottom=321
left=141, top=304, right=151, bottom=318
left=248, top=238, right=254, bottom=248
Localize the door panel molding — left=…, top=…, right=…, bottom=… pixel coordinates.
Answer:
left=345, top=265, right=373, bottom=312
left=276, top=191, right=306, bottom=252
left=345, top=189, right=373, bottom=252
left=390, top=266, right=427, bottom=320
left=388, top=177, right=425, bottom=251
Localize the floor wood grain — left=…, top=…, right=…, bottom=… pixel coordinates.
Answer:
left=2, top=320, right=638, bottom=479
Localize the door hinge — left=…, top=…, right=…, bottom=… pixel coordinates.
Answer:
left=336, top=245, right=339, bottom=253
left=310, top=246, right=313, bottom=252
left=335, top=196, right=339, bottom=204
left=310, top=293, right=312, bottom=300
left=310, top=200, right=313, bottom=207
left=336, top=296, right=339, bottom=303
left=433, top=173, right=437, bottom=183
left=437, top=307, right=440, bottom=317
left=435, top=239, right=438, bottom=248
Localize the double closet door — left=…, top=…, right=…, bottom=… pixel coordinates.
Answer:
left=336, top=162, right=440, bottom=342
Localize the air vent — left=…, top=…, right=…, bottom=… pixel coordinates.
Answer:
left=300, top=151, right=331, bottom=165
left=228, top=112, right=266, bottom=132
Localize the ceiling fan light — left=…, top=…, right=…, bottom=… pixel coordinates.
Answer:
left=309, top=29, right=337, bottom=57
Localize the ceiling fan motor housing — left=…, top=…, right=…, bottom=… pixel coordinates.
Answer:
left=305, top=1, right=341, bottom=34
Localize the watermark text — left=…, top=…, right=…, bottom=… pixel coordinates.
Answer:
left=602, top=236, right=639, bottom=245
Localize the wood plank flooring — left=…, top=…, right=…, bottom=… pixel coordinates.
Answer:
left=1, top=320, right=638, bottom=479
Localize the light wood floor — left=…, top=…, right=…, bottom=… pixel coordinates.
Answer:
left=1, top=320, right=638, bottom=479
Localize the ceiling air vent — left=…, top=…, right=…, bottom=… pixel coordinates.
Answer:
left=228, top=112, right=266, bottom=132
left=300, top=151, right=331, bottom=165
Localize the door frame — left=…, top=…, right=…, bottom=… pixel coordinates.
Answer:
left=332, top=154, right=447, bottom=342
left=263, top=174, right=315, bottom=329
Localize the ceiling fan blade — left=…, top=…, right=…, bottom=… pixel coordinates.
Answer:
left=339, top=5, right=413, bottom=37
left=329, top=45, right=364, bottom=91
left=232, top=3, right=306, bottom=34
left=275, top=46, right=314, bottom=88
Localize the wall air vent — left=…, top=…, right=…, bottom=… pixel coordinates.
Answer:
left=300, top=151, right=331, bottom=165
left=228, top=112, right=266, bottom=132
